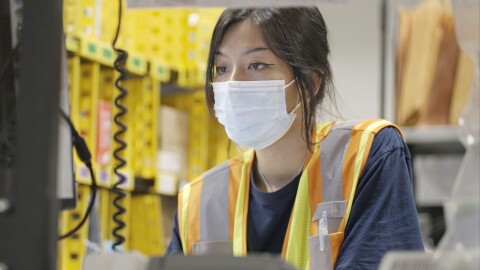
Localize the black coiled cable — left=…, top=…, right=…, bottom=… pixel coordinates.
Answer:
left=111, top=0, right=128, bottom=251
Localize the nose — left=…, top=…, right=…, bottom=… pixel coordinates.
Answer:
left=228, top=67, right=248, bottom=81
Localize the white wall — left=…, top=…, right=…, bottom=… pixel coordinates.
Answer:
left=317, top=0, right=384, bottom=121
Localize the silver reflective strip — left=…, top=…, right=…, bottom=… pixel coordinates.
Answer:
left=312, top=201, right=347, bottom=220
left=320, top=126, right=353, bottom=202
left=308, top=235, right=333, bottom=270
left=199, top=161, right=231, bottom=242
left=331, top=119, right=360, bottom=131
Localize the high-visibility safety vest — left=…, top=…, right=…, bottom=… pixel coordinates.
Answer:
left=178, top=119, right=402, bottom=270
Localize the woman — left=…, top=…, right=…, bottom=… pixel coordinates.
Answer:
left=167, top=7, right=424, bottom=270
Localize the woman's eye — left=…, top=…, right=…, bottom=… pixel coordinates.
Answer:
left=249, top=63, right=266, bottom=70
left=215, top=66, right=227, bottom=74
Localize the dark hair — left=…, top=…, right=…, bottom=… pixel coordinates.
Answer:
left=205, top=7, right=334, bottom=151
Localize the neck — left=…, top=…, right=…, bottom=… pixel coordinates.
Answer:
left=253, top=118, right=309, bottom=193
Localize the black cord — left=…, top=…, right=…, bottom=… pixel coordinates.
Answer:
left=58, top=110, right=98, bottom=240
left=111, top=0, right=129, bottom=251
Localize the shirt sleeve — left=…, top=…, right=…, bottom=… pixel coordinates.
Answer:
left=335, top=127, right=424, bottom=270
left=166, top=210, right=184, bottom=255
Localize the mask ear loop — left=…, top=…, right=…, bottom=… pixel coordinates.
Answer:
left=285, top=78, right=296, bottom=88
left=289, top=101, right=302, bottom=114
left=285, top=78, right=302, bottom=114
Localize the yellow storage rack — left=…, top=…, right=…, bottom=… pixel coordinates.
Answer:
left=98, top=188, right=111, bottom=247
left=63, top=0, right=81, bottom=36
left=130, top=194, right=166, bottom=255
left=208, top=119, right=234, bottom=168
left=67, top=55, right=81, bottom=131
left=140, top=77, right=160, bottom=179
left=58, top=185, right=91, bottom=270
left=73, top=60, right=100, bottom=186
left=128, top=77, right=145, bottom=177
left=188, top=91, right=210, bottom=180
left=61, top=2, right=227, bottom=268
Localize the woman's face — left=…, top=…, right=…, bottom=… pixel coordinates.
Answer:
left=214, top=18, right=300, bottom=112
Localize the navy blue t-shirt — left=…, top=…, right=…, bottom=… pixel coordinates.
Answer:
left=166, top=127, right=424, bottom=269
left=247, top=169, right=301, bottom=253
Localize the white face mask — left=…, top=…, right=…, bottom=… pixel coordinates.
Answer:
left=212, top=79, right=300, bottom=150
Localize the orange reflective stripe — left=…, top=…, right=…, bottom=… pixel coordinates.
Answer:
left=186, top=179, right=203, bottom=254
left=340, top=119, right=378, bottom=210
left=339, top=119, right=393, bottom=232
left=307, top=151, right=322, bottom=237
left=315, top=122, right=335, bottom=148
left=340, top=130, right=362, bottom=218
left=339, top=121, right=374, bottom=232
left=329, top=232, right=344, bottom=267
left=309, top=122, right=334, bottom=236
left=228, top=155, right=244, bottom=240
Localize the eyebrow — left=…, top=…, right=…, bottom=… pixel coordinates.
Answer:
left=216, top=47, right=270, bottom=57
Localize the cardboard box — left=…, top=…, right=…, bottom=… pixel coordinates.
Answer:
left=158, top=106, right=189, bottom=181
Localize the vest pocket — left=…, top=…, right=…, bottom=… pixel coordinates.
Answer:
left=312, top=201, right=346, bottom=233
left=308, top=232, right=344, bottom=270
left=192, top=241, right=233, bottom=255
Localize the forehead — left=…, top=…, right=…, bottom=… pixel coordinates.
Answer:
left=218, top=18, right=268, bottom=54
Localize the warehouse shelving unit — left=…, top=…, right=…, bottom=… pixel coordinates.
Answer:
left=402, top=125, right=465, bottom=154
left=382, top=0, right=473, bottom=247
left=402, top=125, right=465, bottom=246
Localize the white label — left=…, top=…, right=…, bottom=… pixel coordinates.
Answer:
left=157, top=151, right=181, bottom=173
left=156, top=172, right=178, bottom=195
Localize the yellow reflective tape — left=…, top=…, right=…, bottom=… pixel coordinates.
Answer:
left=344, top=120, right=390, bottom=223
left=285, top=170, right=311, bottom=270
left=181, top=184, right=191, bottom=255
left=233, top=149, right=254, bottom=256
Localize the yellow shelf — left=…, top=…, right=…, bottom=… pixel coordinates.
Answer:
left=126, top=52, right=148, bottom=76
left=150, top=59, right=171, bottom=82
left=65, top=35, right=80, bottom=53
left=97, top=42, right=115, bottom=66
left=72, top=35, right=148, bottom=75
left=78, top=35, right=100, bottom=61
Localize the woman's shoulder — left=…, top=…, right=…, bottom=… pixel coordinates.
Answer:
left=371, top=126, right=406, bottom=150
left=366, top=126, right=410, bottom=170
left=321, top=119, right=407, bottom=159
left=321, top=119, right=404, bottom=144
